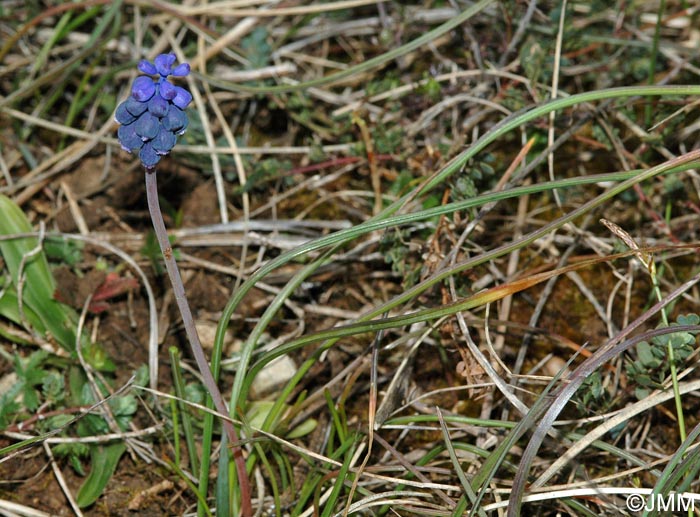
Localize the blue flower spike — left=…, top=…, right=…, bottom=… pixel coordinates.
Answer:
left=115, top=53, right=192, bottom=168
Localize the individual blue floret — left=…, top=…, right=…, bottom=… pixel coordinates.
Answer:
left=162, top=106, right=188, bottom=134
left=154, top=54, right=176, bottom=76
left=147, top=92, right=170, bottom=118
left=152, top=129, right=177, bottom=155
left=172, top=87, right=193, bottom=110
left=117, top=124, right=143, bottom=152
left=139, top=142, right=160, bottom=168
left=132, top=76, right=155, bottom=102
left=159, top=80, right=177, bottom=101
left=134, top=112, right=160, bottom=140
left=137, top=60, right=158, bottom=76
left=115, top=103, right=136, bottom=125
left=124, top=96, right=148, bottom=117
left=115, top=53, right=192, bottom=167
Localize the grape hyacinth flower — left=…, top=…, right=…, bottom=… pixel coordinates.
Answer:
left=116, top=53, right=253, bottom=515
left=115, top=54, right=192, bottom=167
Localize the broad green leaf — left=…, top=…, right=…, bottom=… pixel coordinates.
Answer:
left=0, top=194, right=79, bottom=351
left=76, top=442, right=126, bottom=508
left=0, top=285, right=48, bottom=344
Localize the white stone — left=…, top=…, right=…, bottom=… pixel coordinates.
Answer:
left=250, top=354, right=297, bottom=399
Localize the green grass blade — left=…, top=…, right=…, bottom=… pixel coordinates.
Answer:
left=169, top=347, right=200, bottom=478
left=645, top=423, right=700, bottom=517
left=169, top=397, right=182, bottom=468
left=320, top=439, right=356, bottom=517
left=215, top=433, right=231, bottom=517
left=436, top=409, right=485, bottom=517
left=30, top=12, right=72, bottom=76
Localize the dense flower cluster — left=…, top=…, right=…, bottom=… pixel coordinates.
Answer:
left=115, top=54, right=192, bottom=168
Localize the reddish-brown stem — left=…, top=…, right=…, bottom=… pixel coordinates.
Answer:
left=145, top=168, right=251, bottom=516
left=6, top=405, right=91, bottom=433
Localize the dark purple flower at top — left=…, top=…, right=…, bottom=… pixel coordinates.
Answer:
left=171, top=63, right=191, bottom=77
left=154, top=54, right=177, bottom=77
left=115, top=53, right=192, bottom=168
left=137, top=60, right=157, bottom=75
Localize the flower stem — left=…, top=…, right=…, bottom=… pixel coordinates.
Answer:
left=145, top=168, right=251, bottom=516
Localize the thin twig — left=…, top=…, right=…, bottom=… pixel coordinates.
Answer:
left=43, top=442, right=84, bottom=517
